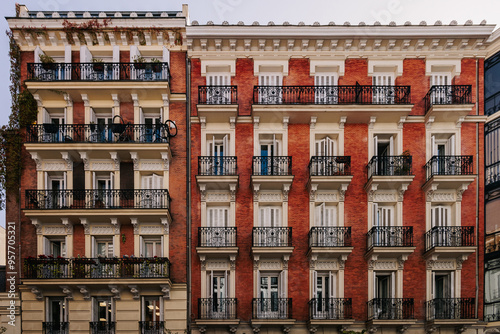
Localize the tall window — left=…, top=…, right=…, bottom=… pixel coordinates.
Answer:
left=93, top=297, right=113, bottom=323
left=142, top=296, right=162, bottom=322
left=311, top=271, right=336, bottom=319
left=93, top=237, right=114, bottom=258
left=141, top=174, right=164, bottom=208
left=206, top=271, right=229, bottom=318
left=314, top=72, right=338, bottom=104
left=141, top=237, right=162, bottom=257
left=373, top=73, right=395, bottom=104
left=257, top=271, right=286, bottom=318
left=47, top=297, right=67, bottom=324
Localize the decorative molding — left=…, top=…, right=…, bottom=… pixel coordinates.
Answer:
left=283, top=255, right=290, bottom=270
left=110, top=218, right=120, bottom=234
left=432, top=192, right=456, bottom=202
left=130, top=218, right=139, bottom=235
left=339, top=254, right=348, bottom=270
left=30, top=152, right=42, bottom=170
left=229, top=184, right=237, bottom=202
left=309, top=255, right=317, bottom=270
left=339, top=116, right=347, bottom=129
left=80, top=218, right=89, bottom=235
left=130, top=152, right=139, bottom=170
left=60, top=286, right=73, bottom=300
left=456, top=255, right=469, bottom=270
left=374, top=260, right=397, bottom=270
left=260, top=260, right=281, bottom=270
left=61, top=152, right=73, bottom=170
left=109, top=285, right=120, bottom=300
left=316, top=260, right=337, bottom=270
left=207, top=259, right=230, bottom=270
left=398, top=183, right=409, bottom=202
left=199, top=184, right=207, bottom=202
left=91, top=162, right=114, bottom=171
left=316, top=192, right=337, bottom=202
left=161, top=218, right=170, bottom=235
left=369, top=116, right=377, bottom=129
left=79, top=152, right=89, bottom=170
left=207, top=192, right=230, bottom=202
left=310, top=116, right=317, bottom=129
left=78, top=285, right=90, bottom=300
left=109, top=152, right=120, bottom=170
left=161, top=152, right=170, bottom=171
left=141, top=162, right=163, bottom=171
left=253, top=184, right=260, bottom=201
left=253, top=255, right=260, bottom=270
left=398, top=117, right=406, bottom=129
left=426, top=116, right=435, bottom=129
left=44, top=226, right=66, bottom=235
left=140, top=225, right=163, bottom=235
left=398, top=255, right=409, bottom=270
left=160, top=285, right=170, bottom=299
left=31, top=219, right=42, bottom=235
left=91, top=226, right=115, bottom=235
left=283, top=116, right=289, bottom=129
left=199, top=255, right=206, bottom=271
left=309, top=184, right=318, bottom=201
left=373, top=192, right=395, bottom=202
left=62, top=218, right=73, bottom=235
left=367, top=184, right=378, bottom=201
left=253, top=116, right=260, bottom=129
left=259, top=192, right=282, bottom=202
left=457, top=184, right=468, bottom=202
left=200, top=116, right=206, bottom=129
left=131, top=94, right=139, bottom=107
left=432, top=260, right=455, bottom=270
left=30, top=286, right=43, bottom=300
left=63, top=93, right=73, bottom=107
left=456, top=116, right=465, bottom=128
left=129, top=285, right=140, bottom=299
left=81, top=94, right=89, bottom=107
left=230, top=255, right=236, bottom=270
left=111, top=94, right=120, bottom=107
left=426, top=184, right=439, bottom=202
left=230, top=117, right=236, bottom=129
left=44, top=162, right=68, bottom=171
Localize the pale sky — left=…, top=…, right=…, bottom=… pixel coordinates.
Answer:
left=0, top=0, right=499, bottom=227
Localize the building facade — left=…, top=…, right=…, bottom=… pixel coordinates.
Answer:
left=6, top=5, right=189, bottom=334
left=187, top=21, right=491, bottom=334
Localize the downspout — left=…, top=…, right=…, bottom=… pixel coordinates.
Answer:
left=475, top=57, right=480, bottom=319
left=186, top=54, right=192, bottom=333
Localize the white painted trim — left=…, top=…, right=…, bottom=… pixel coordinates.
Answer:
left=201, top=59, right=236, bottom=76
left=368, top=59, right=403, bottom=77
left=254, top=59, right=289, bottom=76
left=425, top=59, right=462, bottom=77
left=310, top=60, right=345, bottom=76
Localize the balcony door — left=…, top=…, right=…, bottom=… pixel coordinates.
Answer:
left=314, top=136, right=336, bottom=175
left=93, top=238, right=114, bottom=258
left=431, top=134, right=456, bottom=175
left=259, top=206, right=282, bottom=246
left=141, top=237, right=162, bottom=257
left=42, top=108, right=66, bottom=143
left=431, top=206, right=454, bottom=246
left=432, top=272, right=454, bottom=319
left=140, top=108, right=163, bottom=143
left=44, top=237, right=66, bottom=257
left=208, top=270, right=228, bottom=318
left=93, top=297, right=114, bottom=325
left=141, top=174, right=163, bottom=208
left=259, top=73, right=283, bottom=103
left=93, top=172, right=114, bottom=208
left=374, top=135, right=394, bottom=175
left=315, top=203, right=337, bottom=246
left=373, top=73, right=395, bottom=104
left=312, top=271, right=336, bottom=319
left=259, top=135, right=282, bottom=175
left=373, top=204, right=395, bottom=246
left=258, top=272, right=285, bottom=318
left=45, top=172, right=66, bottom=209
left=431, top=73, right=452, bottom=104
left=207, top=135, right=228, bottom=175
left=374, top=272, right=395, bottom=319
left=207, top=73, right=231, bottom=104
left=315, top=73, right=338, bottom=104
left=142, top=296, right=163, bottom=330
left=207, top=207, right=229, bottom=247
left=47, top=297, right=67, bottom=332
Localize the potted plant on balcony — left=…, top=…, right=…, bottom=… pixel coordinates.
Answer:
left=39, top=53, right=55, bottom=70
left=151, top=58, right=162, bottom=73
left=133, top=55, right=146, bottom=70
left=395, top=149, right=412, bottom=175
left=92, top=57, right=104, bottom=72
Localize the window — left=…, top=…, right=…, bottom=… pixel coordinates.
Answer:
left=315, top=203, right=337, bottom=227
left=314, top=72, right=338, bottom=104
left=42, top=108, right=67, bottom=143
left=90, top=108, right=113, bottom=143
left=315, top=136, right=336, bottom=156
left=205, top=135, right=233, bottom=175
left=140, top=108, right=163, bottom=143
left=431, top=134, right=457, bottom=175
left=371, top=272, right=396, bottom=319
left=206, top=271, right=229, bottom=318
left=373, top=134, right=398, bottom=176
left=372, top=73, right=395, bottom=104
left=372, top=204, right=396, bottom=246
left=258, top=72, right=283, bottom=103
left=46, top=297, right=67, bottom=326
left=258, top=206, right=284, bottom=247
left=93, top=237, right=114, bottom=258
left=259, top=206, right=281, bottom=227
left=486, top=267, right=500, bottom=303
left=44, top=237, right=66, bottom=257
left=44, top=172, right=67, bottom=209
left=257, top=134, right=287, bottom=176
left=142, top=296, right=163, bottom=323
left=141, top=174, right=164, bottom=208
left=311, top=271, right=337, bottom=319
left=430, top=73, right=452, bottom=104
left=432, top=272, right=455, bottom=319
left=208, top=206, right=229, bottom=227
left=257, top=271, right=286, bottom=318
left=93, top=297, right=114, bottom=323
left=93, top=172, right=115, bottom=208
left=141, top=237, right=162, bottom=258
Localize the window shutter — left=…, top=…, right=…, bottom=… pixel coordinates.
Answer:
left=80, top=45, right=92, bottom=62
left=162, top=46, right=170, bottom=64
left=389, top=136, right=394, bottom=156
left=431, top=135, right=437, bottom=156
left=391, top=272, right=396, bottom=298
left=224, top=270, right=229, bottom=297
left=108, top=242, right=114, bottom=257
left=223, top=135, right=228, bottom=156
left=64, top=45, right=72, bottom=63
left=373, top=203, right=379, bottom=227
left=450, top=272, right=455, bottom=298
left=312, top=271, right=318, bottom=298
left=431, top=272, right=435, bottom=299
left=44, top=237, right=51, bottom=255
left=448, top=135, right=456, bottom=155
left=374, top=136, right=378, bottom=156
left=208, top=270, right=213, bottom=298
left=279, top=271, right=286, bottom=298
left=374, top=272, right=378, bottom=298
left=62, top=240, right=67, bottom=258
left=315, top=205, right=321, bottom=227
left=91, top=236, right=96, bottom=257
left=330, top=271, right=336, bottom=298
left=257, top=270, right=261, bottom=298
left=130, top=45, right=140, bottom=62
left=34, top=46, right=43, bottom=64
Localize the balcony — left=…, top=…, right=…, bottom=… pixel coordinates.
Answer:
left=367, top=298, right=414, bottom=321
left=42, top=322, right=69, bottom=334
left=253, top=85, right=411, bottom=105
left=308, top=156, right=353, bottom=193
left=23, top=257, right=170, bottom=280
left=423, top=156, right=475, bottom=193
left=424, top=85, right=473, bottom=122
left=198, top=86, right=237, bottom=104
left=426, top=298, right=475, bottom=323
left=27, top=62, right=170, bottom=82
left=197, top=227, right=238, bottom=257
left=139, top=321, right=165, bottom=334
left=366, top=226, right=415, bottom=260
left=365, top=155, right=415, bottom=192
left=198, top=298, right=238, bottom=320
left=24, top=189, right=170, bottom=211
left=309, top=298, right=353, bottom=322
left=252, top=227, right=293, bottom=257
left=307, top=227, right=353, bottom=261
left=252, top=156, right=294, bottom=191
left=196, top=156, right=238, bottom=192
left=26, top=124, right=172, bottom=144
left=424, top=226, right=476, bottom=259
left=252, top=298, right=293, bottom=320
left=89, top=322, right=116, bottom=334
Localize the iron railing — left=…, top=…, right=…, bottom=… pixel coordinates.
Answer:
left=308, top=227, right=352, bottom=247
left=198, top=227, right=237, bottom=247
left=24, top=189, right=170, bottom=210
left=309, top=298, right=352, bottom=320
left=23, top=257, right=170, bottom=279
left=252, top=156, right=292, bottom=176
left=198, top=156, right=237, bottom=176
left=26, top=124, right=172, bottom=144
left=426, top=298, right=475, bottom=320
left=367, top=226, right=414, bottom=249
left=42, top=322, right=69, bottom=334
left=27, top=62, right=170, bottom=83
left=139, top=321, right=165, bottom=334
left=424, top=85, right=472, bottom=113
left=253, top=85, right=411, bottom=105
left=198, top=86, right=238, bottom=104
left=424, top=155, right=473, bottom=181
left=252, top=227, right=292, bottom=247
left=486, top=161, right=500, bottom=188
left=367, top=298, right=414, bottom=320
left=425, top=226, right=475, bottom=251
left=252, top=298, right=292, bottom=319
left=309, top=156, right=351, bottom=176
left=89, top=322, right=116, bottom=334
left=198, top=298, right=238, bottom=319
left=367, top=155, right=413, bottom=178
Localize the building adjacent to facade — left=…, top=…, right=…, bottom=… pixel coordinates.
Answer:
left=187, top=20, right=492, bottom=334
left=5, top=5, right=189, bottom=334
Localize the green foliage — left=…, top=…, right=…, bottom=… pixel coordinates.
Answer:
left=38, top=53, right=54, bottom=64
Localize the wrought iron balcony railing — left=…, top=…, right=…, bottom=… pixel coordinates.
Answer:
left=23, top=257, right=170, bottom=279
left=424, top=155, right=473, bottom=181
left=42, top=322, right=69, bottom=334
left=198, top=86, right=238, bottom=104
left=426, top=298, right=475, bottom=320
left=24, top=189, right=170, bottom=210
left=198, top=298, right=238, bottom=320
left=424, top=85, right=472, bottom=113
left=89, top=321, right=116, bottom=334
left=252, top=298, right=292, bottom=319
left=139, top=321, right=165, bottom=334
left=252, top=156, right=292, bottom=176
left=198, top=156, right=237, bottom=176
left=367, top=226, right=414, bottom=249
left=367, top=155, right=413, bottom=178
left=367, top=298, right=414, bottom=320
left=309, top=298, right=352, bottom=320
left=309, top=156, right=351, bottom=176
left=27, top=62, right=170, bottom=82
left=198, top=227, right=237, bottom=247
left=26, top=124, right=172, bottom=143
left=252, top=227, right=292, bottom=247
left=309, top=227, right=352, bottom=247
left=425, top=226, right=475, bottom=251
left=253, top=85, right=411, bottom=105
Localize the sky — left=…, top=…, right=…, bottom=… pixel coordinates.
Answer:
left=0, top=0, right=499, bottom=227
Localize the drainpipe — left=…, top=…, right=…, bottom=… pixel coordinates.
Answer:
left=475, top=57, right=479, bottom=319
left=186, top=54, right=192, bottom=333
